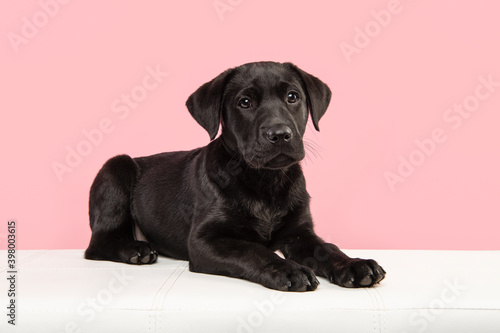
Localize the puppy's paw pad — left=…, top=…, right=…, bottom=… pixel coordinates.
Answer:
left=266, top=260, right=319, bottom=292
left=130, top=253, right=140, bottom=264
left=331, top=259, right=386, bottom=288
left=123, top=241, right=157, bottom=265
left=342, top=277, right=355, bottom=288
left=278, top=281, right=292, bottom=291
left=359, top=274, right=373, bottom=286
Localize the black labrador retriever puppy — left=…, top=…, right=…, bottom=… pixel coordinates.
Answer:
left=84, top=61, right=385, bottom=291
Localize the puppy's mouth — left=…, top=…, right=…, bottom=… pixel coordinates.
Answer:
left=246, top=151, right=304, bottom=170
left=241, top=142, right=306, bottom=170
left=263, top=154, right=297, bottom=169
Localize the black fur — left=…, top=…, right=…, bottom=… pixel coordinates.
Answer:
left=85, top=61, right=385, bottom=291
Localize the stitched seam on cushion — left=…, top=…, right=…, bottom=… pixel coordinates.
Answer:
left=160, top=262, right=189, bottom=307
left=364, top=288, right=377, bottom=333
left=158, top=262, right=188, bottom=332
left=148, top=261, right=186, bottom=333
left=372, top=287, right=386, bottom=333
left=364, top=287, right=383, bottom=333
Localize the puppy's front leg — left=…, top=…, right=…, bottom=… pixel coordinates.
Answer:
left=281, top=230, right=386, bottom=288
left=188, top=236, right=319, bottom=292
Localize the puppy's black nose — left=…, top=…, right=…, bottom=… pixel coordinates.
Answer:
left=266, top=125, right=293, bottom=144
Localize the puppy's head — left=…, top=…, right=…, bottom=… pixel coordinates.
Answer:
left=186, top=62, right=331, bottom=169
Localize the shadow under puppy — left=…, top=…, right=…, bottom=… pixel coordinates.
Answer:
left=85, top=61, right=386, bottom=291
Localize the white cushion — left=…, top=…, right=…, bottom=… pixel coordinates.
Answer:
left=1, top=249, right=499, bottom=332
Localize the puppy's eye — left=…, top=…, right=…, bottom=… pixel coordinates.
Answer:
left=287, top=92, right=299, bottom=104
left=238, top=98, right=252, bottom=109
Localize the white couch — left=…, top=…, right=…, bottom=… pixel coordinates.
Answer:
left=1, top=249, right=499, bottom=332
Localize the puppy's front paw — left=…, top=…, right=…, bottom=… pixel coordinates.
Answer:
left=262, top=260, right=320, bottom=292
left=328, top=258, right=386, bottom=288
left=122, top=241, right=158, bottom=265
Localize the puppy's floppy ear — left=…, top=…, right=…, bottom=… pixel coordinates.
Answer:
left=286, top=63, right=332, bottom=131
left=186, top=68, right=233, bottom=140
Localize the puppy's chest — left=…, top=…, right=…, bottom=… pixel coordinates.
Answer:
left=246, top=200, right=288, bottom=241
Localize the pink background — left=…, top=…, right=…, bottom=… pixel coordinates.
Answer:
left=1, top=0, right=499, bottom=250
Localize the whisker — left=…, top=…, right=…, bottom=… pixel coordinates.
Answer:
left=303, top=139, right=323, bottom=163
left=304, top=139, right=323, bottom=153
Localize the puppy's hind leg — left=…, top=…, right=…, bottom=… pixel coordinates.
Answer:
left=84, top=155, right=157, bottom=265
